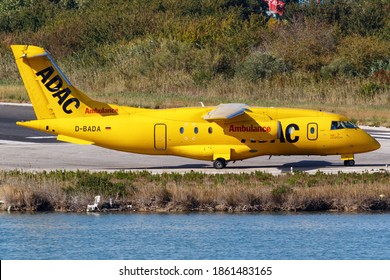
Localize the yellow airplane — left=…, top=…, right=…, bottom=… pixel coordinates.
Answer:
left=11, top=45, right=380, bottom=169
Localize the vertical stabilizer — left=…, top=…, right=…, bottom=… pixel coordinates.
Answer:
left=11, top=45, right=118, bottom=119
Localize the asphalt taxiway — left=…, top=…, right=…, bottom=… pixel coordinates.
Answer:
left=1, top=103, right=389, bottom=174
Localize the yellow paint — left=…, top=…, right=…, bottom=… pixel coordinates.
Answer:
left=11, top=45, right=381, bottom=168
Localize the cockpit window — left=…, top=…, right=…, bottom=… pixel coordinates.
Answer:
left=344, top=121, right=358, bottom=128
left=331, top=121, right=358, bottom=130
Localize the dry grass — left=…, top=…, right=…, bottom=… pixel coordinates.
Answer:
left=0, top=84, right=28, bottom=103
left=1, top=170, right=389, bottom=213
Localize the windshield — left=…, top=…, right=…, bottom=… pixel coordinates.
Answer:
left=331, top=121, right=358, bottom=130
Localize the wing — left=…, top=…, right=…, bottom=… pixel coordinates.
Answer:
left=203, top=103, right=251, bottom=120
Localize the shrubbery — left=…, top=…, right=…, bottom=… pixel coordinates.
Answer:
left=0, top=0, right=389, bottom=106
left=2, top=170, right=390, bottom=212
left=336, top=36, right=390, bottom=76
left=263, top=18, right=337, bottom=72
left=235, top=52, right=290, bottom=81
left=320, top=58, right=356, bottom=78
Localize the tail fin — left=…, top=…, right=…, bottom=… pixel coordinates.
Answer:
left=11, top=45, right=118, bottom=119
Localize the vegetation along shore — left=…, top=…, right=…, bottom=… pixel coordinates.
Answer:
left=1, top=170, right=390, bottom=213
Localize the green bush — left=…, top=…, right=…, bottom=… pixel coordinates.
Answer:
left=265, top=18, right=337, bottom=72
left=63, top=172, right=128, bottom=198
left=236, top=52, right=290, bottom=81
left=336, top=36, right=390, bottom=76
left=358, top=82, right=386, bottom=101
left=285, top=0, right=388, bottom=37
left=320, top=58, right=356, bottom=78
left=271, top=185, right=293, bottom=204
left=369, top=60, right=390, bottom=77
left=0, top=0, right=80, bottom=38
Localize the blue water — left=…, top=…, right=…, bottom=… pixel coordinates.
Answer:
left=0, top=212, right=389, bottom=260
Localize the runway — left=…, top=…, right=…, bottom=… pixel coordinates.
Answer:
left=1, top=103, right=389, bottom=174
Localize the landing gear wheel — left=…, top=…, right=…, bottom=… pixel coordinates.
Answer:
left=344, top=160, right=355, bottom=166
left=213, top=158, right=227, bottom=169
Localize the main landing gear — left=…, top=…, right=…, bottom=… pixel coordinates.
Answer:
left=213, top=158, right=227, bottom=169
left=344, top=160, right=355, bottom=166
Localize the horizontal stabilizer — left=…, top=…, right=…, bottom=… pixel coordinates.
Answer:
left=57, top=135, right=94, bottom=145
left=203, top=103, right=250, bottom=120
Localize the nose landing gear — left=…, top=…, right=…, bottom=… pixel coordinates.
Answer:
left=341, top=154, right=355, bottom=167
left=344, top=160, right=355, bottom=166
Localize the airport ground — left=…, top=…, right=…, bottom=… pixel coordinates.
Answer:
left=1, top=103, right=390, bottom=213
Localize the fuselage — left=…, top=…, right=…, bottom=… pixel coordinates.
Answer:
left=18, top=105, right=380, bottom=162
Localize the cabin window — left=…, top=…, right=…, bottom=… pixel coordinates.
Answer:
left=241, top=139, right=246, bottom=143
left=194, top=127, right=199, bottom=134
left=180, top=127, right=184, bottom=134
left=310, top=127, right=315, bottom=134
left=208, top=127, right=213, bottom=134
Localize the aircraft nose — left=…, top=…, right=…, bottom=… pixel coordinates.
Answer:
left=353, top=129, right=381, bottom=153
left=371, top=137, right=381, bottom=151
left=363, top=131, right=381, bottom=152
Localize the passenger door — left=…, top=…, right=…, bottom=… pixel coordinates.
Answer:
left=154, top=124, right=167, bottom=150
